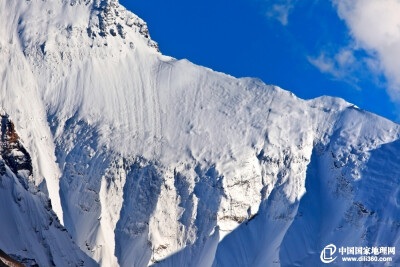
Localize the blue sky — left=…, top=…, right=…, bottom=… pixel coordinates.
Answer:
left=120, top=0, right=400, bottom=122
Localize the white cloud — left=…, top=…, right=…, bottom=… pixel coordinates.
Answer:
left=308, top=47, right=367, bottom=88
left=332, top=0, right=400, bottom=101
left=308, top=53, right=340, bottom=76
left=265, top=0, right=297, bottom=25
left=335, top=49, right=355, bottom=66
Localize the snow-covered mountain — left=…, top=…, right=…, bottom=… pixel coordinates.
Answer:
left=1, top=0, right=400, bottom=266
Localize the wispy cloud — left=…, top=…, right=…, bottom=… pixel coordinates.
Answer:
left=308, top=53, right=340, bottom=77
left=264, top=0, right=297, bottom=25
left=308, top=46, right=384, bottom=90
left=332, top=0, right=400, bottom=101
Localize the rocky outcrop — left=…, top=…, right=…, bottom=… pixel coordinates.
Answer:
left=0, top=114, right=32, bottom=178
left=87, top=0, right=159, bottom=50
left=0, top=249, right=26, bottom=267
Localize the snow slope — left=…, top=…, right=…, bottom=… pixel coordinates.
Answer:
left=0, top=113, right=97, bottom=266
left=1, top=0, right=400, bottom=266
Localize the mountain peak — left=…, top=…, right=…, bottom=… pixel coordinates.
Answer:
left=3, top=0, right=158, bottom=56
left=86, top=0, right=159, bottom=50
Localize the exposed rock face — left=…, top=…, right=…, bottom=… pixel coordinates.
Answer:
left=0, top=114, right=33, bottom=180
left=87, top=0, right=159, bottom=50
left=0, top=249, right=26, bottom=267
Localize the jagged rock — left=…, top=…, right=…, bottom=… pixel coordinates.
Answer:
left=0, top=249, right=26, bottom=267
left=0, top=114, right=33, bottom=178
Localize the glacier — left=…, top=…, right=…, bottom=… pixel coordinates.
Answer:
left=1, top=0, right=400, bottom=266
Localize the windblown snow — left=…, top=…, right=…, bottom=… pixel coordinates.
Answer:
left=1, top=0, right=400, bottom=266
